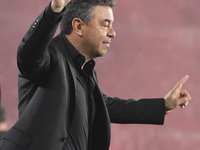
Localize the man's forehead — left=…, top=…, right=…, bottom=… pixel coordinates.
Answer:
left=93, top=5, right=114, bottom=21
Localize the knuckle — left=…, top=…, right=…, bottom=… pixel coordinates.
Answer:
left=173, top=100, right=179, bottom=107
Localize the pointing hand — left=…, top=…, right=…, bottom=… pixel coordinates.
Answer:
left=164, top=75, right=192, bottom=113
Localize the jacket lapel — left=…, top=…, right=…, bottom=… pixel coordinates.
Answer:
left=91, top=70, right=111, bottom=150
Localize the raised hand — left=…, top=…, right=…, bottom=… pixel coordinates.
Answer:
left=51, top=0, right=71, bottom=12
left=164, top=75, right=192, bottom=113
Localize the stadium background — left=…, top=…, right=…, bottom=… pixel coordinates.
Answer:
left=1, top=0, right=200, bottom=149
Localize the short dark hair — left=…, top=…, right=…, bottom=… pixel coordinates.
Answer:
left=60, top=0, right=116, bottom=35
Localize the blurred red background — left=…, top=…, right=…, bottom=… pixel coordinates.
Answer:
left=1, top=0, right=200, bottom=149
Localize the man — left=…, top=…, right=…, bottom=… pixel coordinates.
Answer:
left=0, top=0, right=191, bottom=149
left=0, top=107, right=7, bottom=138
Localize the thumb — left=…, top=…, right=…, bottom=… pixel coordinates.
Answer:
left=177, top=96, right=191, bottom=106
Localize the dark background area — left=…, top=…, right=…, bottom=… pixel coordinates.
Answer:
left=1, top=0, right=200, bottom=149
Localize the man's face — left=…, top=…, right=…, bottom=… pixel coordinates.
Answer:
left=82, top=5, right=116, bottom=60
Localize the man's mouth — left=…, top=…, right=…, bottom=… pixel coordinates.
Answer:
left=103, top=39, right=111, bottom=47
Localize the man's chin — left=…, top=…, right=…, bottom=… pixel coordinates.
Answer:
left=93, top=48, right=108, bottom=58
left=100, top=49, right=108, bottom=57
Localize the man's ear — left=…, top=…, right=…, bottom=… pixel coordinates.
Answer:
left=72, top=18, right=84, bottom=37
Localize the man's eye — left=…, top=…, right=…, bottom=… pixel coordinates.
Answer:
left=103, top=24, right=108, bottom=27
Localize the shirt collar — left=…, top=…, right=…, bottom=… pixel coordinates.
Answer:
left=83, top=60, right=96, bottom=76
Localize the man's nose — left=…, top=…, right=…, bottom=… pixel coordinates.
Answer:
left=108, top=27, right=116, bottom=38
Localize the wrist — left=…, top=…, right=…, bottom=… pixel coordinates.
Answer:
left=51, top=2, right=65, bottom=12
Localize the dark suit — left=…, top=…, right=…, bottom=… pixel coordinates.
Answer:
left=0, top=6, right=165, bottom=150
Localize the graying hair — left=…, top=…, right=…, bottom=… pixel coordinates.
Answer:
left=60, top=0, right=116, bottom=35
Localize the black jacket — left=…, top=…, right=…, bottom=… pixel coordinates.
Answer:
left=0, top=6, right=165, bottom=150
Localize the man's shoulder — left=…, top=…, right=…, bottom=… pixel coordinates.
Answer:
left=49, top=34, right=65, bottom=51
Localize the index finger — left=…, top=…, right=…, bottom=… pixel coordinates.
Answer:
left=174, top=75, right=189, bottom=90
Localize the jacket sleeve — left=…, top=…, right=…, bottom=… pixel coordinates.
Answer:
left=104, top=94, right=166, bottom=125
left=17, top=4, right=64, bottom=80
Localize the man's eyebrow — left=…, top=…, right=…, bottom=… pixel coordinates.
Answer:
left=103, top=19, right=111, bottom=23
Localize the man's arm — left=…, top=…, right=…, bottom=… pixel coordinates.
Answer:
left=17, top=0, right=71, bottom=79
left=105, top=75, right=191, bottom=124
left=105, top=96, right=166, bottom=125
